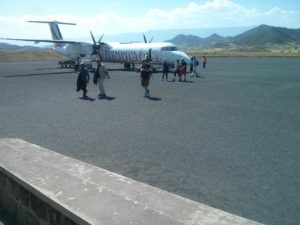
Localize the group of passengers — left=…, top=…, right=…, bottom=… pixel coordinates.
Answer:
left=161, top=56, right=206, bottom=82
left=76, top=56, right=207, bottom=99
left=76, top=58, right=110, bottom=99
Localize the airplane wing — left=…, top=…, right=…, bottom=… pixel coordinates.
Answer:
left=0, top=37, right=87, bottom=45
left=0, top=38, right=113, bottom=50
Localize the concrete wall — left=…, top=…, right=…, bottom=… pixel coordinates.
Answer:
left=0, top=138, right=264, bottom=225
left=0, top=171, right=78, bottom=225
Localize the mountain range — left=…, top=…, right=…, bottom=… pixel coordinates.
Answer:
left=0, top=42, right=22, bottom=50
left=167, top=24, right=300, bottom=49
left=104, top=26, right=252, bottom=43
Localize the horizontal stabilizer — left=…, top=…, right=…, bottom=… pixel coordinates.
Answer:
left=26, top=21, right=76, bottom=40
left=28, top=21, right=76, bottom=25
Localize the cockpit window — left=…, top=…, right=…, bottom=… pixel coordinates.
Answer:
left=161, top=46, right=178, bottom=51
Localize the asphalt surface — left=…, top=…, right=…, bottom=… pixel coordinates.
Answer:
left=0, top=58, right=299, bottom=225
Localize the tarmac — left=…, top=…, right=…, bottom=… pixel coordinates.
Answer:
left=0, top=57, right=299, bottom=225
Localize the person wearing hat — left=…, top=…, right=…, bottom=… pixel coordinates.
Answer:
left=76, top=62, right=90, bottom=98
left=140, top=58, right=151, bottom=97
left=94, top=59, right=110, bottom=98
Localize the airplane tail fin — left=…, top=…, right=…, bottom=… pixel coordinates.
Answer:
left=28, top=21, right=76, bottom=40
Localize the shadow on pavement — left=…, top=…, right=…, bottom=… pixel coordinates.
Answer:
left=79, top=96, right=96, bottom=101
left=98, top=96, right=116, bottom=101
left=146, top=96, right=162, bottom=101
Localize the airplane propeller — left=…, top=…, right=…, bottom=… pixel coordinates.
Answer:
left=90, top=31, right=104, bottom=60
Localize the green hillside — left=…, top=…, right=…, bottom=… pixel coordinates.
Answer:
left=232, top=24, right=300, bottom=46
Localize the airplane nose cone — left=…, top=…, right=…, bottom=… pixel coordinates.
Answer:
left=180, top=52, right=191, bottom=64
left=169, top=51, right=191, bottom=64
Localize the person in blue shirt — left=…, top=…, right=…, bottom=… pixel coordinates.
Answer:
left=76, top=62, right=90, bottom=98
left=191, top=56, right=200, bottom=77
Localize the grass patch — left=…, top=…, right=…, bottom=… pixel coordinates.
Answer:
left=187, top=44, right=300, bottom=57
left=187, top=50, right=300, bottom=57
left=0, top=49, right=66, bottom=62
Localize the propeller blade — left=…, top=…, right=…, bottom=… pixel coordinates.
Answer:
left=149, top=37, right=153, bottom=43
left=90, top=30, right=103, bottom=60
left=143, top=33, right=147, bottom=43
left=98, top=33, right=104, bottom=43
left=90, top=31, right=97, bottom=44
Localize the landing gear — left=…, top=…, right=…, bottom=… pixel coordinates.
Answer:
left=123, top=63, right=136, bottom=70
left=58, top=60, right=75, bottom=68
left=124, top=62, right=131, bottom=70
left=74, top=64, right=79, bottom=72
left=74, top=57, right=80, bottom=72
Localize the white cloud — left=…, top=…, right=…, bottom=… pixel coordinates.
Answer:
left=123, top=0, right=299, bottom=30
left=0, top=0, right=299, bottom=44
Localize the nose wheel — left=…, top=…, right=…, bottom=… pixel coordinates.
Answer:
left=124, top=63, right=135, bottom=70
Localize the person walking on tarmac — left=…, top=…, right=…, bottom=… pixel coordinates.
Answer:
left=191, top=56, right=200, bottom=77
left=173, top=59, right=180, bottom=82
left=94, top=59, right=110, bottom=98
left=140, top=58, right=151, bottom=97
left=189, top=56, right=194, bottom=73
left=161, top=59, right=169, bottom=81
left=76, top=62, right=90, bottom=98
left=179, top=58, right=187, bottom=82
left=201, top=55, right=207, bottom=68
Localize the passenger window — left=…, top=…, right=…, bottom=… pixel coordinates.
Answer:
left=161, top=47, right=178, bottom=51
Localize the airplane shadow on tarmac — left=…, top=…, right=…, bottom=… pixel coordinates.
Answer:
left=5, top=71, right=75, bottom=78
left=35, top=67, right=71, bottom=70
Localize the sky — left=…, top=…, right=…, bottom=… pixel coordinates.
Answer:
left=1, top=0, right=300, bottom=43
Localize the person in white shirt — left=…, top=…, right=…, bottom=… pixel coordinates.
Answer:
left=94, top=59, right=110, bottom=98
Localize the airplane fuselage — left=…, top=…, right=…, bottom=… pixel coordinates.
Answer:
left=54, top=42, right=190, bottom=65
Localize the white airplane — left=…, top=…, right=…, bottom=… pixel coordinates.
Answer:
left=1, top=21, right=191, bottom=69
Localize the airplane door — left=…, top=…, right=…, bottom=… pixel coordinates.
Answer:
left=153, top=48, right=163, bottom=63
